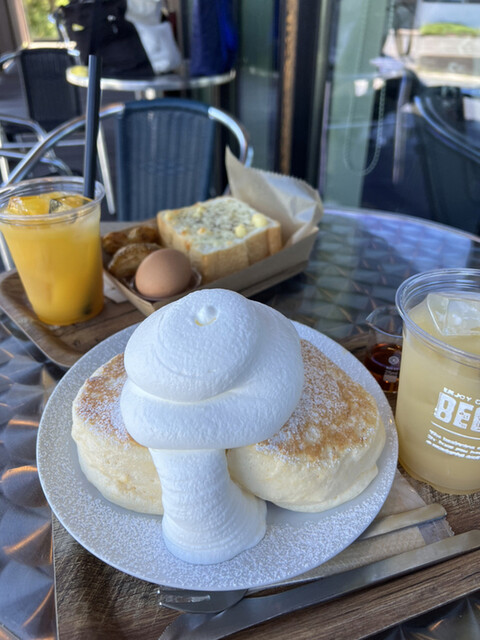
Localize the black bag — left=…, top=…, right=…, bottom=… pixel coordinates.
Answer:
left=55, top=0, right=154, bottom=78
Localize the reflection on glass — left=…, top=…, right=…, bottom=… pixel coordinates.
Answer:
left=319, top=0, right=480, bottom=236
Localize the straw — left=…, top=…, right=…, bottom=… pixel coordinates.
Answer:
left=83, top=54, right=102, bottom=199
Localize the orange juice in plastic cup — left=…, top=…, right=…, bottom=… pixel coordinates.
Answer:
left=0, top=177, right=105, bottom=326
left=395, top=268, right=480, bottom=494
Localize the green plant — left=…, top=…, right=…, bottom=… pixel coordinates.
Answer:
left=24, top=0, right=68, bottom=41
left=420, top=22, right=480, bottom=37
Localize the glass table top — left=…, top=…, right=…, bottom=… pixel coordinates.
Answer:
left=1, top=206, right=479, bottom=639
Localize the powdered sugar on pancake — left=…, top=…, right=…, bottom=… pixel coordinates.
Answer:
left=256, top=340, right=380, bottom=467
left=73, top=354, right=131, bottom=445
left=227, top=336, right=385, bottom=513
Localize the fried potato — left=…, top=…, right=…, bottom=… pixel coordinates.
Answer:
left=102, top=230, right=129, bottom=255
left=126, top=225, right=159, bottom=244
left=102, top=225, right=160, bottom=256
left=107, top=242, right=161, bottom=279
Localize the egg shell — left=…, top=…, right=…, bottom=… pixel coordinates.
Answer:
left=135, top=248, right=192, bottom=299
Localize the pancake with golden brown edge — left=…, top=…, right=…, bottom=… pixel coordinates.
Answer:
left=71, top=354, right=163, bottom=514
left=227, top=339, right=385, bottom=512
left=71, top=340, right=384, bottom=515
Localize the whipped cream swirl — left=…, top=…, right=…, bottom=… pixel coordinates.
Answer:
left=121, top=288, right=304, bottom=449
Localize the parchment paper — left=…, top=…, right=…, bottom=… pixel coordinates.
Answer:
left=226, top=148, right=323, bottom=245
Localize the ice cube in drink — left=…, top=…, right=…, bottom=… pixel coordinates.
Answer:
left=427, top=292, right=480, bottom=337
left=48, top=194, right=91, bottom=213
left=7, top=193, right=60, bottom=215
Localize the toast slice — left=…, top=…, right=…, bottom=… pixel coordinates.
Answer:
left=156, top=197, right=282, bottom=282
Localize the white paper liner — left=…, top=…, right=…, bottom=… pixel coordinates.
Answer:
left=225, top=148, right=324, bottom=245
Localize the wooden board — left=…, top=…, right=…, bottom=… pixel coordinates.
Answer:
left=0, top=259, right=309, bottom=368
left=51, top=336, right=480, bottom=639
left=0, top=271, right=143, bottom=368
left=0, top=216, right=316, bottom=368
left=52, top=505, right=480, bottom=640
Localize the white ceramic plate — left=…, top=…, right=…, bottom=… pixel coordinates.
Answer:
left=37, top=321, right=398, bottom=590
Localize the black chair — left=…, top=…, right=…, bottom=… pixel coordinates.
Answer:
left=5, top=98, right=252, bottom=222
left=16, top=47, right=83, bottom=131
left=414, top=89, right=480, bottom=235
left=1, top=46, right=115, bottom=212
left=114, top=98, right=251, bottom=220
left=0, top=49, right=80, bottom=176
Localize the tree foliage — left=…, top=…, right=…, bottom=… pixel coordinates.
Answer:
left=420, top=22, right=480, bottom=37
left=24, top=0, right=68, bottom=41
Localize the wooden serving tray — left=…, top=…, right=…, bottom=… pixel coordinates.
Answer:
left=0, top=256, right=310, bottom=368
left=50, top=343, right=480, bottom=639
left=52, top=479, right=480, bottom=640
left=105, top=232, right=318, bottom=316
left=0, top=271, right=143, bottom=368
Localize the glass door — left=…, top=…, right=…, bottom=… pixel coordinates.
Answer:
left=314, top=0, right=480, bottom=234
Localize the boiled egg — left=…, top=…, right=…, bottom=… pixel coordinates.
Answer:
left=135, top=248, right=192, bottom=299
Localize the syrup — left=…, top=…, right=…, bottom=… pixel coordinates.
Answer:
left=364, top=342, right=402, bottom=392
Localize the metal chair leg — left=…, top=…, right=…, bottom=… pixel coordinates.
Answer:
left=0, top=233, right=14, bottom=271
left=97, top=124, right=116, bottom=215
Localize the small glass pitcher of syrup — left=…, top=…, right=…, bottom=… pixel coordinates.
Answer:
left=364, top=305, right=403, bottom=392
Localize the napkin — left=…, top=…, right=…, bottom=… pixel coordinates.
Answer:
left=256, top=471, right=453, bottom=590
left=225, top=148, right=324, bottom=245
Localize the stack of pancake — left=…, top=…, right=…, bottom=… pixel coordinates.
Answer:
left=72, top=338, right=385, bottom=515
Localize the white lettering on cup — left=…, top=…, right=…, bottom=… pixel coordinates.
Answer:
left=434, top=392, right=456, bottom=423
left=472, top=407, right=480, bottom=432
left=453, top=402, right=474, bottom=430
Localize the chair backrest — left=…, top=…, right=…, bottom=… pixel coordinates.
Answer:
left=114, top=97, right=249, bottom=221
left=414, top=91, right=480, bottom=235
left=4, top=100, right=252, bottom=222
left=18, top=48, right=83, bottom=131
left=115, top=98, right=215, bottom=221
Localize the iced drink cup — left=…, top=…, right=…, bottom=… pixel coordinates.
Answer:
left=395, top=268, right=480, bottom=494
left=0, top=177, right=105, bottom=326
